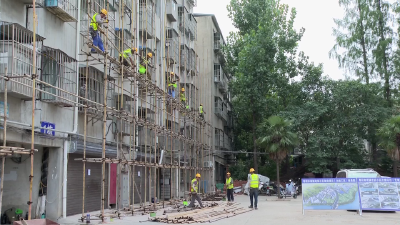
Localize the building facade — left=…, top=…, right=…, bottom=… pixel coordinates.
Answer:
left=0, top=0, right=214, bottom=222
left=193, top=14, right=234, bottom=184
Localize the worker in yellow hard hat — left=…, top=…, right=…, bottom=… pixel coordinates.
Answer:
left=180, top=87, right=186, bottom=107
left=248, top=168, right=260, bottom=210
left=139, top=51, right=153, bottom=75
left=89, top=9, right=108, bottom=53
left=167, top=72, right=177, bottom=98
left=188, top=173, right=204, bottom=208
left=225, top=172, right=234, bottom=202
left=119, top=48, right=137, bottom=67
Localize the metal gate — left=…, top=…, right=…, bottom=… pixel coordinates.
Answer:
left=67, top=154, right=109, bottom=216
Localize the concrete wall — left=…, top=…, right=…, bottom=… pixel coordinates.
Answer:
left=46, top=147, right=63, bottom=220
left=2, top=145, right=43, bottom=219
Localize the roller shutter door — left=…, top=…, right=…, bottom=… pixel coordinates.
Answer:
left=67, top=154, right=109, bottom=216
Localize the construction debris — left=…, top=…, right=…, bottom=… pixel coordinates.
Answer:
left=149, top=202, right=252, bottom=223
left=201, top=193, right=226, bottom=201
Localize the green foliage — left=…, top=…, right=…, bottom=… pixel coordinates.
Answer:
left=258, top=116, right=298, bottom=162
left=378, top=116, right=400, bottom=161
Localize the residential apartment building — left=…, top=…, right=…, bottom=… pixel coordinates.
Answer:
left=0, top=0, right=213, bottom=222
left=193, top=14, right=234, bottom=184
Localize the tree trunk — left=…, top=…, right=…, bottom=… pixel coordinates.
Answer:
left=252, top=112, right=258, bottom=172
left=357, top=0, right=370, bottom=84
left=371, top=142, right=377, bottom=164
left=376, top=0, right=390, bottom=105
left=393, top=160, right=398, bottom=177
left=276, top=160, right=280, bottom=198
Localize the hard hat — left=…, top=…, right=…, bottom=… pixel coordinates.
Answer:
left=181, top=88, right=185, bottom=92
left=200, top=104, right=202, bottom=106
left=131, top=48, right=138, bottom=53
left=227, top=172, right=231, bottom=175
left=170, top=72, right=174, bottom=76
left=147, top=53, right=153, bottom=58
left=101, top=9, right=108, bottom=15
left=196, top=173, right=201, bottom=178
left=250, top=168, right=255, bottom=173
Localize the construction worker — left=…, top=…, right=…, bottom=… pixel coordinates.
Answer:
left=188, top=173, right=204, bottom=208
left=180, top=88, right=186, bottom=106
left=225, top=172, right=234, bottom=202
left=119, top=48, right=137, bottom=67
left=199, top=104, right=205, bottom=119
left=90, top=9, right=108, bottom=53
left=167, top=72, right=177, bottom=98
left=139, top=53, right=153, bottom=75
left=248, top=168, right=260, bottom=210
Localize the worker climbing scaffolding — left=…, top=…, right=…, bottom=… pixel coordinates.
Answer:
left=139, top=52, right=153, bottom=75
left=90, top=9, right=108, bottom=53
left=119, top=48, right=137, bottom=67
left=199, top=104, right=205, bottom=119
left=167, top=72, right=177, bottom=98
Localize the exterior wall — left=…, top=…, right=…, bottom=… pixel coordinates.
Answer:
left=195, top=15, right=233, bottom=185
left=1, top=0, right=204, bottom=219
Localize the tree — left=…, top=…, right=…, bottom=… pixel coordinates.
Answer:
left=258, top=116, right=298, bottom=198
left=377, top=116, right=400, bottom=177
left=226, top=0, right=304, bottom=172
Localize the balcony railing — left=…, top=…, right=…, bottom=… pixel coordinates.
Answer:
left=180, top=44, right=188, bottom=69
left=40, top=46, right=77, bottom=107
left=0, top=22, right=44, bottom=100
left=166, top=28, right=179, bottom=64
left=45, top=0, right=79, bottom=22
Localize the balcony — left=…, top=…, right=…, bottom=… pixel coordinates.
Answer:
left=166, top=0, right=178, bottom=22
left=139, top=1, right=154, bottom=39
left=165, top=28, right=179, bottom=65
left=223, top=134, right=232, bottom=150
left=138, top=126, right=156, bottom=146
left=78, top=66, right=116, bottom=117
left=45, top=0, right=79, bottom=22
left=214, top=32, right=222, bottom=52
left=0, top=22, right=44, bottom=100
left=40, top=46, right=77, bottom=107
left=180, top=44, right=188, bottom=69
left=18, top=0, right=45, bottom=5
left=115, top=0, right=133, bottom=13
left=188, top=14, right=197, bottom=41
left=218, top=78, right=227, bottom=94
left=178, top=6, right=189, bottom=34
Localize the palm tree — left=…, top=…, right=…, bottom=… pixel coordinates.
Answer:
left=377, top=116, right=400, bottom=177
left=258, top=116, right=298, bottom=198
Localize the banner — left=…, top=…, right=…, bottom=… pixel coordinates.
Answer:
left=358, top=178, right=400, bottom=211
left=302, top=178, right=360, bottom=210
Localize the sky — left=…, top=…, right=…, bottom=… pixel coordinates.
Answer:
left=193, top=0, right=346, bottom=80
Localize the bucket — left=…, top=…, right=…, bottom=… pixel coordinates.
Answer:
left=149, top=212, right=156, bottom=217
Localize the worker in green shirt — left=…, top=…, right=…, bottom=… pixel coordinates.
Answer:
left=180, top=88, right=186, bottom=107
left=119, top=47, right=137, bottom=67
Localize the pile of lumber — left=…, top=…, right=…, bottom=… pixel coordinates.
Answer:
left=149, top=202, right=252, bottom=223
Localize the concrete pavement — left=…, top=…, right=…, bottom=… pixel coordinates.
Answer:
left=59, top=194, right=400, bottom=225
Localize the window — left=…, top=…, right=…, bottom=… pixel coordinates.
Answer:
left=214, top=64, right=220, bottom=81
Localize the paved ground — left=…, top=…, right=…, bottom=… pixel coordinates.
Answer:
left=59, top=194, right=400, bottom=225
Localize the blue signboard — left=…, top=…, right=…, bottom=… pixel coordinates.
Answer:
left=358, top=178, right=400, bottom=211
left=40, top=121, right=55, bottom=136
left=302, top=178, right=360, bottom=211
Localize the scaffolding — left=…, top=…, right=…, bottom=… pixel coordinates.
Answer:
left=0, top=0, right=215, bottom=222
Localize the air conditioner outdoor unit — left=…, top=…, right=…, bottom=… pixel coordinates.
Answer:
left=203, top=161, right=213, bottom=168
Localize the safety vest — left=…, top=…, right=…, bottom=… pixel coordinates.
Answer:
left=226, top=177, right=233, bottom=189
left=120, top=49, right=132, bottom=59
left=250, top=174, right=259, bottom=188
left=191, top=178, right=198, bottom=192
left=199, top=106, right=203, bottom=114
left=168, top=81, right=177, bottom=89
left=180, top=93, right=186, bottom=101
left=90, top=13, right=99, bottom=31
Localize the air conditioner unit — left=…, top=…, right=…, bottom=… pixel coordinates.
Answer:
left=203, top=161, right=213, bottom=168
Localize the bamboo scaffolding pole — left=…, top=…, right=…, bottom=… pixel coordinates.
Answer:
left=28, top=0, right=37, bottom=219
left=0, top=68, right=8, bottom=215
left=81, top=0, right=91, bottom=220
left=100, top=0, right=110, bottom=221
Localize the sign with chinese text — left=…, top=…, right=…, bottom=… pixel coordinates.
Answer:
left=40, top=121, right=55, bottom=136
